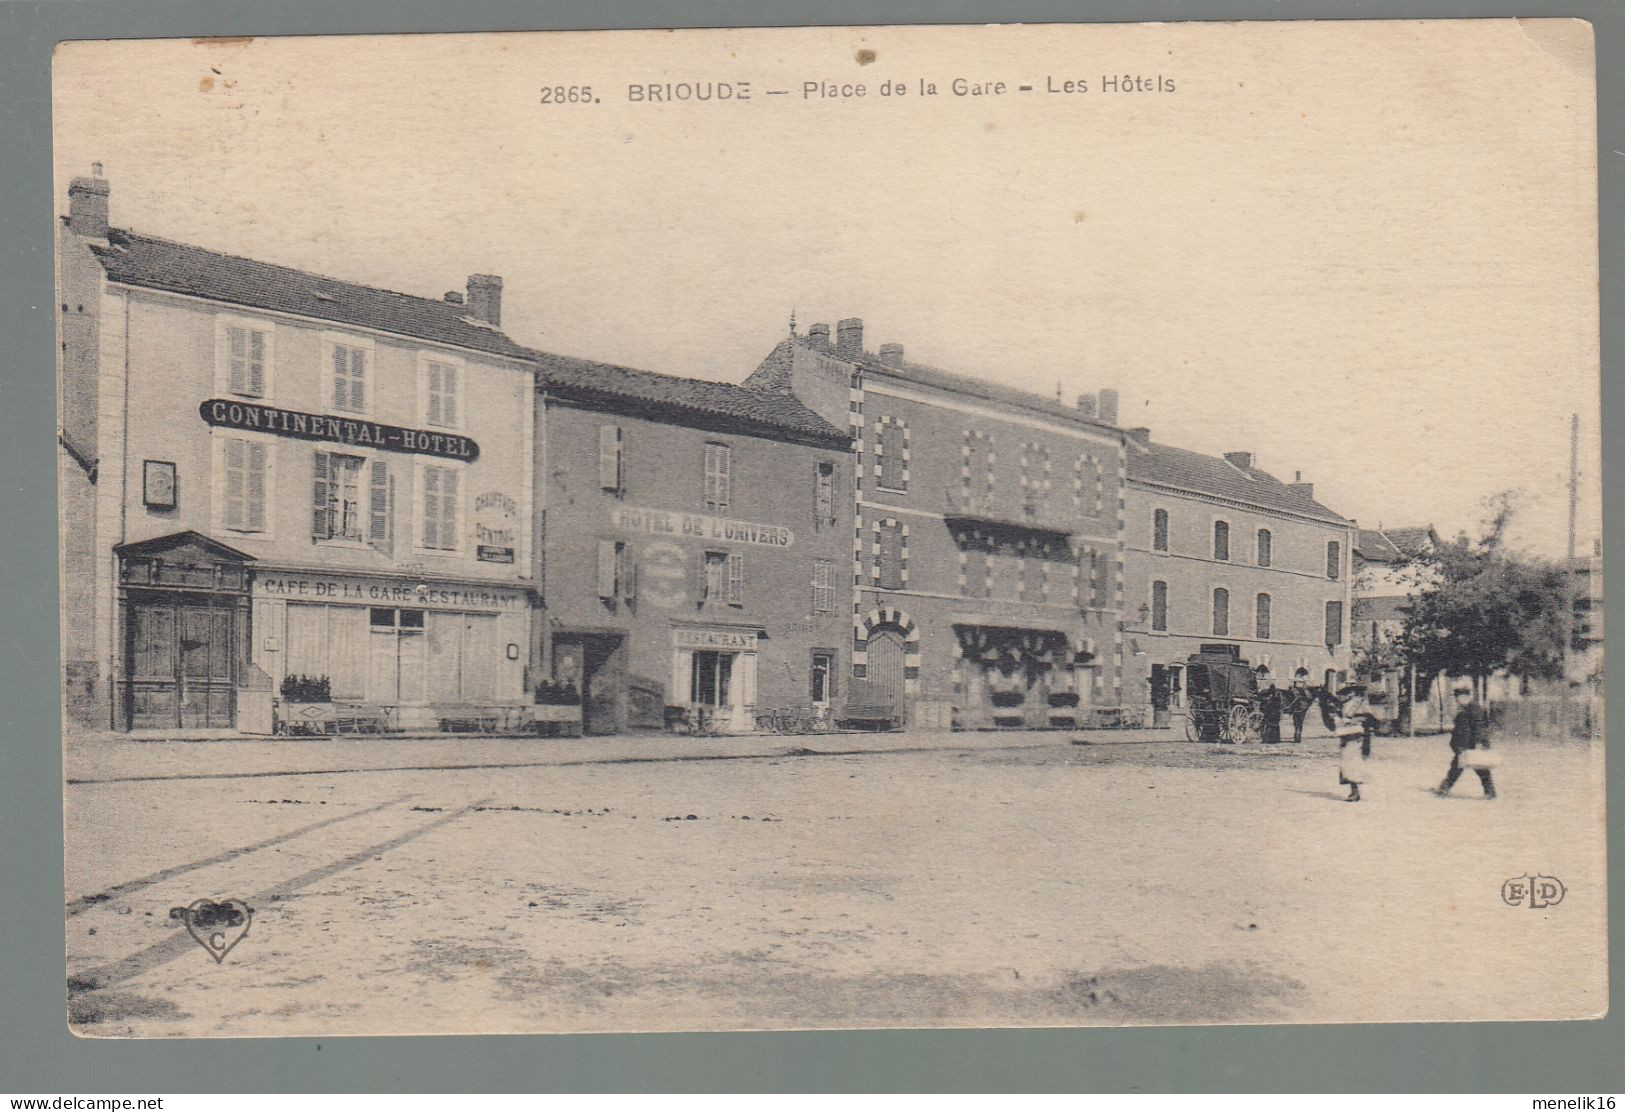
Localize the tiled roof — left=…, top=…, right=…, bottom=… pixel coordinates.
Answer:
left=854, top=351, right=1117, bottom=433
left=1356, top=528, right=1404, bottom=563
left=87, top=226, right=534, bottom=362
left=1127, top=439, right=1350, bottom=524
left=1383, top=526, right=1439, bottom=556
left=529, top=349, right=848, bottom=444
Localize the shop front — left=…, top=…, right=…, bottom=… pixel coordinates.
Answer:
left=952, top=622, right=1095, bottom=730
left=251, top=569, right=529, bottom=730
left=669, top=623, right=762, bottom=734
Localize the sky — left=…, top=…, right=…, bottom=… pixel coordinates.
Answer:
left=53, top=20, right=1602, bottom=557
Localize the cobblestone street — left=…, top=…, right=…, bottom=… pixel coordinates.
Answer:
left=63, top=728, right=1606, bottom=1036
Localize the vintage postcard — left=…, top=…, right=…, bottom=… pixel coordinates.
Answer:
left=53, top=20, right=1603, bottom=1037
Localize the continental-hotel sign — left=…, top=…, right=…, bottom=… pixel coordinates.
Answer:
left=200, top=400, right=480, bottom=462
left=611, top=505, right=794, bottom=548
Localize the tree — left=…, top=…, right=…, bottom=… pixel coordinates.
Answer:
left=1399, top=494, right=1569, bottom=699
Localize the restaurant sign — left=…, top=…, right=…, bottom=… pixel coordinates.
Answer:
left=612, top=505, right=793, bottom=548
left=254, top=572, right=526, bottom=611
left=200, top=399, right=479, bottom=462
left=672, top=627, right=759, bottom=651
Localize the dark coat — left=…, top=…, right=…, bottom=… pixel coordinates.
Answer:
left=1450, top=702, right=1491, bottom=751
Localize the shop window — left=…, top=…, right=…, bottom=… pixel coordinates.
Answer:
left=329, top=341, right=369, bottom=414
left=222, top=437, right=267, bottom=533
left=691, top=651, right=733, bottom=707
left=811, top=651, right=836, bottom=704
left=425, top=359, right=460, bottom=428
left=704, top=442, right=732, bottom=512
left=814, top=462, right=835, bottom=529
left=1325, top=600, right=1344, bottom=647
left=812, top=558, right=835, bottom=613
left=1213, top=520, right=1230, bottom=562
left=312, top=451, right=365, bottom=541
left=1257, top=528, right=1272, bottom=567
left=1212, top=587, right=1230, bottom=636
left=1151, top=580, right=1168, bottom=631
left=224, top=323, right=269, bottom=397
left=1153, top=508, right=1169, bottom=552
left=599, top=425, right=625, bottom=493
left=1326, top=540, right=1342, bottom=580
left=421, top=465, right=460, bottom=550
left=1256, top=593, right=1272, bottom=640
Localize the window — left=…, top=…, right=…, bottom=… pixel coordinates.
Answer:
left=421, top=465, right=460, bottom=550
left=225, top=324, right=268, bottom=397
left=222, top=438, right=267, bottom=533
left=810, top=651, right=836, bottom=704
left=703, top=443, right=732, bottom=512
left=312, top=451, right=367, bottom=541
left=1325, top=600, right=1344, bottom=647
left=701, top=551, right=742, bottom=605
left=1151, top=580, right=1168, bottom=631
left=329, top=341, right=369, bottom=414
left=1212, top=587, right=1230, bottom=636
left=599, top=425, right=625, bottom=493
left=877, top=522, right=904, bottom=590
left=424, top=358, right=461, bottom=428
left=814, top=462, right=835, bottom=528
left=1257, top=528, right=1272, bottom=568
left=1213, top=520, right=1230, bottom=562
left=1153, top=508, right=1169, bottom=552
left=1256, top=593, right=1272, bottom=640
left=597, top=540, right=633, bottom=601
left=1326, top=540, right=1342, bottom=580
left=877, top=418, right=908, bottom=491
left=812, top=559, right=835, bottom=613
left=1082, top=546, right=1107, bottom=609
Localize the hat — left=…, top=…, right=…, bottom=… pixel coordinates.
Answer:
left=1294, top=668, right=1309, bottom=678
left=1452, top=683, right=1473, bottom=695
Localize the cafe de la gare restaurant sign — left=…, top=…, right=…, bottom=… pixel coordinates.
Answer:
left=200, top=399, right=480, bottom=461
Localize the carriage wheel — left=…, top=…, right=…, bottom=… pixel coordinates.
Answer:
left=1228, top=705, right=1259, bottom=745
left=1184, top=714, right=1201, bottom=743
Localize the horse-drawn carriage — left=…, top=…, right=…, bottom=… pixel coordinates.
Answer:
left=1182, top=648, right=1265, bottom=744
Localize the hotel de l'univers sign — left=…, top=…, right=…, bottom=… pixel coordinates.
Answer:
left=200, top=399, right=480, bottom=462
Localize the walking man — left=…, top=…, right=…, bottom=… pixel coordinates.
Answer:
left=1287, top=668, right=1314, bottom=743
left=1437, top=683, right=1497, bottom=799
left=1256, top=665, right=1284, bottom=745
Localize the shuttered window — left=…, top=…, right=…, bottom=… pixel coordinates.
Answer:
left=422, top=465, right=460, bottom=550
left=812, top=558, right=835, bottom=613
left=1213, top=520, right=1230, bottom=562
left=312, top=452, right=365, bottom=541
left=1151, top=580, right=1168, bottom=631
left=426, top=361, right=459, bottom=427
left=815, top=462, right=834, bottom=529
left=224, top=438, right=267, bottom=532
left=368, top=460, right=391, bottom=553
left=702, top=551, right=727, bottom=602
left=877, top=523, right=904, bottom=590
left=703, top=443, right=731, bottom=512
left=1326, top=540, right=1342, bottom=580
left=727, top=552, right=744, bottom=605
left=1153, top=508, right=1169, bottom=551
left=331, top=344, right=368, bottom=413
left=1325, top=601, right=1344, bottom=647
left=599, top=425, right=624, bottom=492
left=1257, top=529, right=1273, bottom=568
left=226, top=325, right=267, bottom=397
left=878, top=421, right=907, bottom=491
left=1256, top=593, right=1272, bottom=640
left=597, top=540, right=619, bottom=599
left=1212, top=587, right=1230, bottom=636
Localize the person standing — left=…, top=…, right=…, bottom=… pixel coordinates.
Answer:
left=1287, top=668, right=1314, bottom=743
left=1256, top=665, right=1284, bottom=745
left=1437, top=683, right=1497, bottom=799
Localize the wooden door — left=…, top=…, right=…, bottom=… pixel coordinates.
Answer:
left=866, top=629, right=906, bottom=712
left=128, top=602, right=179, bottom=729
left=178, top=606, right=234, bottom=728
left=128, top=600, right=233, bottom=729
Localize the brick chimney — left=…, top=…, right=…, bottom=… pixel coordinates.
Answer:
left=1125, top=426, right=1151, bottom=444
left=806, top=322, right=831, bottom=353
left=1288, top=470, right=1315, bottom=499
left=1224, top=451, right=1254, bottom=471
left=878, top=342, right=905, bottom=366
left=1075, top=395, right=1098, bottom=419
left=835, top=317, right=864, bottom=359
left=1097, top=388, right=1119, bottom=426
left=68, top=164, right=110, bottom=240
left=466, top=274, right=503, bottom=326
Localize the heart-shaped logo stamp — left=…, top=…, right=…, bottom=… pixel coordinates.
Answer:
left=169, top=898, right=253, bottom=964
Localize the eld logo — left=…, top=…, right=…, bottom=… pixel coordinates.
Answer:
left=1501, top=875, right=1566, bottom=910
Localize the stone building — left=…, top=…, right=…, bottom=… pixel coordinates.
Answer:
left=747, top=318, right=1127, bottom=729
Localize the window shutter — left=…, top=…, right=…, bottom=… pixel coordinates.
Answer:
left=310, top=450, right=331, bottom=538
left=1327, top=541, right=1341, bottom=579
left=350, top=348, right=367, bottom=412
left=442, top=365, right=457, bottom=426
left=438, top=467, right=459, bottom=550
left=421, top=465, right=440, bottom=549
left=227, top=327, right=248, bottom=393
left=369, top=460, right=390, bottom=550
left=248, top=330, right=265, bottom=396
left=715, top=446, right=731, bottom=511
left=426, top=363, right=442, bottom=425
left=600, top=425, right=623, bottom=491
left=727, top=552, right=744, bottom=604
left=331, top=347, right=348, bottom=410
left=245, top=443, right=266, bottom=531
left=622, top=546, right=636, bottom=601
left=224, top=438, right=246, bottom=530
left=597, top=540, right=618, bottom=599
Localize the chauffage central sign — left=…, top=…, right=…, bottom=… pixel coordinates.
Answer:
left=200, top=399, right=480, bottom=462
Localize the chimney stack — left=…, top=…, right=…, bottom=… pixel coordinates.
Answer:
left=68, top=164, right=110, bottom=240
left=443, top=290, right=464, bottom=305
left=1126, top=426, right=1151, bottom=444
left=1224, top=451, right=1254, bottom=471
left=878, top=342, right=905, bottom=366
left=466, top=274, right=503, bottom=327
left=1096, top=388, right=1119, bottom=426
left=835, top=317, right=864, bottom=359
left=1075, top=395, right=1098, bottom=418
left=806, top=322, right=831, bottom=352
left=1288, top=476, right=1315, bottom=499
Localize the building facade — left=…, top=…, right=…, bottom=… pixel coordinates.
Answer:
left=58, top=169, right=537, bottom=731
left=530, top=352, right=853, bottom=735
left=748, top=319, right=1127, bottom=729
left=1121, top=433, right=1356, bottom=722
